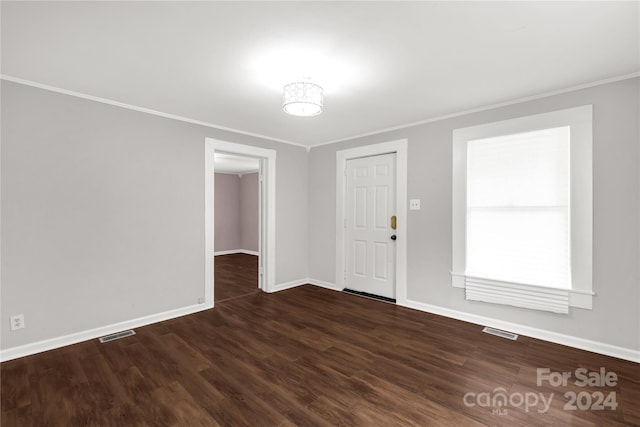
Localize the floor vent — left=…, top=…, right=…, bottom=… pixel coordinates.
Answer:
left=482, top=327, right=518, bottom=340
left=99, top=330, right=136, bottom=343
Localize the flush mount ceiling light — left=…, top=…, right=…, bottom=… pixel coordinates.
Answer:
left=283, top=81, right=323, bottom=117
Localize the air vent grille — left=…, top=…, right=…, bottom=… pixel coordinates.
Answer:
left=99, top=330, right=136, bottom=343
left=482, top=327, right=518, bottom=340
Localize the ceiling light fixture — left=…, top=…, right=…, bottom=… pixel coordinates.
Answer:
left=283, top=81, right=323, bottom=117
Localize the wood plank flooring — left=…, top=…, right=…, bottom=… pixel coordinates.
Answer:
left=214, top=254, right=259, bottom=302
left=2, top=256, right=639, bottom=425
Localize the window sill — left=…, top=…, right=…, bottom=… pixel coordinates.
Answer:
left=450, top=271, right=593, bottom=311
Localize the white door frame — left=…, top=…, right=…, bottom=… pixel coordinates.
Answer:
left=335, top=139, right=408, bottom=305
left=205, top=138, right=276, bottom=306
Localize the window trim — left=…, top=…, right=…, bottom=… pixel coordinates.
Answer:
left=452, top=105, right=593, bottom=310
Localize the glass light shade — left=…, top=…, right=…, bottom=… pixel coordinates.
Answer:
left=283, top=82, right=323, bottom=117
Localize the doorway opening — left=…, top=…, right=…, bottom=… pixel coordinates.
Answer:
left=336, top=140, right=408, bottom=305
left=205, top=139, right=276, bottom=307
left=213, top=153, right=260, bottom=302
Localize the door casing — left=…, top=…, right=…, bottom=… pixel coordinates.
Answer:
left=336, top=139, right=408, bottom=305
left=205, top=138, right=276, bottom=307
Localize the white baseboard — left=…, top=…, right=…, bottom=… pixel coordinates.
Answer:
left=400, top=299, right=639, bottom=363
left=307, top=278, right=343, bottom=291
left=214, top=249, right=259, bottom=256
left=6, top=282, right=634, bottom=364
left=271, top=279, right=308, bottom=292
left=0, top=302, right=211, bottom=362
left=297, top=282, right=639, bottom=363
left=270, top=278, right=343, bottom=293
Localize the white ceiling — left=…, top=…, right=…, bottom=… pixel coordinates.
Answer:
left=2, top=2, right=638, bottom=147
left=214, top=153, right=260, bottom=175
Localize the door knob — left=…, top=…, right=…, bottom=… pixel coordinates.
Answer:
left=390, top=235, right=397, bottom=241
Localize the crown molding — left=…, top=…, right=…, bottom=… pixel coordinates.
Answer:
left=0, top=74, right=307, bottom=149
left=308, top=71, right=640, bottom=149
left=3, top=72, right=638, bottom=151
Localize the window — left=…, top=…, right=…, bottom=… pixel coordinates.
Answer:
left=467, top=127, right=570, bottom=288
left=452, top=106, right=593, bottom=313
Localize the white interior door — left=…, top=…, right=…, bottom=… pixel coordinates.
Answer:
left=345, top=153, right=397, bottom=299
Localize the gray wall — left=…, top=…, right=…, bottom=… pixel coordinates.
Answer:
left=239, top=173, right=259, bottom=252
left=1, top=81, right=308, bottom=350
left=2, top=77, right=638, bottom=355
left=308, top=77, right=640, bottom=351
left=214, top=172, right=258, bottom=252
left=214, top=173, right=241, bottom=251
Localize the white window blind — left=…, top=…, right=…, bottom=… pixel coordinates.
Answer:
left=466, top=127, right=571, bottom=289
left=452, top=105, right=593, bottom=312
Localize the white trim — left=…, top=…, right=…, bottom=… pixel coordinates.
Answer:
left=452, top=270, right=594, bottom=309
left=268, top=278, right=344, bottom=293
left=292, top=281, right=638, bottom=362
left=568, top=289, right=595, bottom=310
left=205, top=139, right=276, bottom=299
left=0, top=303, right=208, bottom=362
left=454, top=269, right=594, bottom=309
left=335, top=139, right=408, bottom=305
left=400, top=299, right=639, bottom=363
left=214, top=249, right=259, bottom=256
left=4, top=72, right=637, bottom=151
left=464, top=278, right=570, bottom=314
left=205, top=143, right=215, bottom=309
left=270, top=279, right=308, bottom=293
left=1, top=74, right=305, bottom=149
left=450, top=271, right=466, bottom=289
left=452, top=105, right=593, bottom=310
left=213, top=170, right=260, bottom=176
left=308, top=72, right=639, bottom=149
left=307, top=278, right=344, bottom=291
left=269, top=278, right=344, bottom=293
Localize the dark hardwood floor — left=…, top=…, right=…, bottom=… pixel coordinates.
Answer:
left=214, top=254, right=259, bottom=302
left=2, top=260, right=639, bottom=426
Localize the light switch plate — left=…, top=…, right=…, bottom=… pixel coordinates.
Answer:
left=410, top=199, right=421, bottom=210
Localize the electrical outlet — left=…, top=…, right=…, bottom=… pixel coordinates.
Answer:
left=10, top=314, right=25, bottom=331
left=410, top=199, right=421, bottom=210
